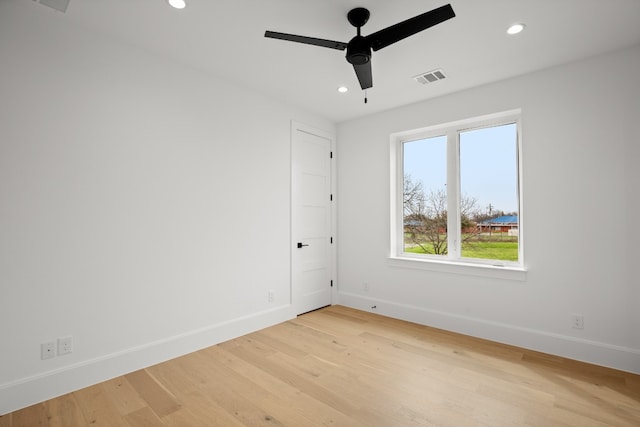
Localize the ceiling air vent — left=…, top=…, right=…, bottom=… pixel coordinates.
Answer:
left=414, top=69, right=447, bottom=85
left=36, top=0, right=70, bottom=13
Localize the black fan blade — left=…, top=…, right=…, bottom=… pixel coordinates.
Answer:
left=366, top=4, right=455, bottom=52
left=353, top=62, right=372, bottom=90
left=265, top=31, right=348, bottom=51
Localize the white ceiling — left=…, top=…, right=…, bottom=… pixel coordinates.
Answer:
left=27, top=0, right=640, bottom=123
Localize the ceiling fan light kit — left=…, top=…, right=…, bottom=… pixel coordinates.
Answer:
left=264, top=3, right=456, bottom=97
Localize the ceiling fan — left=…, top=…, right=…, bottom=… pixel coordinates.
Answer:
left=264, top=4, right=455, bottom=92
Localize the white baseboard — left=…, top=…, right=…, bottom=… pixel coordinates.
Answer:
left=0, top=305, right=295, bottom=416
left=337, top=292, right=640, bottom=374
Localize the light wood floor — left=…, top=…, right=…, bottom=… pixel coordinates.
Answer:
left=2, top=305, right=639, bottom=426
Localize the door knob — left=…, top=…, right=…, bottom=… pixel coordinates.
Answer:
left=297, top=242, right=309, bottom=248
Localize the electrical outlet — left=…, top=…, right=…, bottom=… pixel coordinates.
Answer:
left=268, top=290, right=275, bottom=303
left=58, top=336, right=73, bottom=355
left=41, top=341, right=56, bottom=360
left=363, top=282, right=369, bottom=292
left=572, top=314, right=584, bottom=329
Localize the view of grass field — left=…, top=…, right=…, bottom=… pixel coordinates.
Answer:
left=462, top=240, right=518, bottom=261
left=405, top=234, right=518, bottom=261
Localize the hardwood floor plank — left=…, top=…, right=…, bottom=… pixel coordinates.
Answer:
left=8, top=403, right=49, bottom=427
left=73, top=383, right=130, bottom=426
left=162, top=389, right=258, bottom=427
left=123, top=406, right=164, bottom=426
left=44, top=393, right=86, bottom=427
left=203, top=344, right=358, bottom=426
left=125, top=369, right=181, bottom=418
left=100, top=376, right=148, bottom=417
left=222, top=338, right=359, bottom=416
left=143, top=354, right=202, bottom=400
left=175, top=350, right=291, bottom=426
left=4, top=305, right=639, bottom=426
left=554, top=394, right=640, bottom=426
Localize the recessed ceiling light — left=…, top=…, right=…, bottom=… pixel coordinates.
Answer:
left=507, top=23, right=525, bottom=35
left=337, top=86, right=349, bottom=93
left=168, top=0, right=186, bottom=9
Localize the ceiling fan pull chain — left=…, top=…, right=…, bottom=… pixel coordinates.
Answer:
left=364, top=89, right=368, bottom=104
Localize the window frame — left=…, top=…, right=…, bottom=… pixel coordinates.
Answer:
left=389, top=109, right=526, bottom=280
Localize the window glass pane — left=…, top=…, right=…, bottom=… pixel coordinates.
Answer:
left=403, top=135, right=448, bottom=256
left=459, top=123, right=518, bottom=261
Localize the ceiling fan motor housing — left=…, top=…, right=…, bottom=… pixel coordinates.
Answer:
left=346, top=36, right=371, bottom=65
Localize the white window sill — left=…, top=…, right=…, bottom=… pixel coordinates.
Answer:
left=387, top=256, right=527, bottom=281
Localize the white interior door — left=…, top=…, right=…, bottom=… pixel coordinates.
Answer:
left=291, top=122, right=333, bottom=315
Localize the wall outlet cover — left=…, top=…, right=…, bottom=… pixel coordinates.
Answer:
left=58, top=336, right=73, bottom=355
left=41, top=341, right=56, bottom=360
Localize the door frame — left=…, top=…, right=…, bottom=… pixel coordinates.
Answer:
left=290, top=121, right=337, bottom=314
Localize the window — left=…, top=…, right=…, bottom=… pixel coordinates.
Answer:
left=391, top=110, right=523, bottom=273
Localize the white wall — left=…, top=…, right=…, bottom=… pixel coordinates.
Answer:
left=336, top=45, right=640, bottom=373
left=0, top=1, right=333, bottom=414
left=629, top=75, right=640, bottom=353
